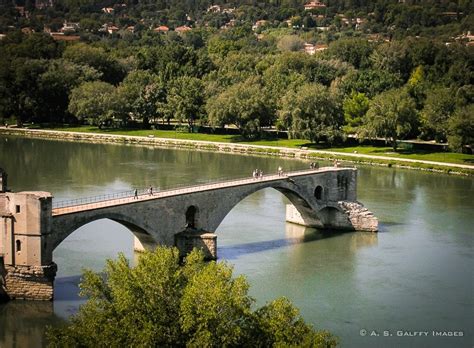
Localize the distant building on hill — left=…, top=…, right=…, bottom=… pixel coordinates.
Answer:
left=304, top=1, right=326, bottom=10
left=35, top=0, right=54, bottom=9
left=175, top=25, right=192, bottom=33
left=154, top=25, right=169, bottom=32
left=102, top=7, right=114, bottom=14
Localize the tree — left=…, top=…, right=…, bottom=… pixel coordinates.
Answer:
left=63, top=43, right=126, bottom=85
left=114, top=70, right=158, bottom=125
left=359, top=88, right=418, bottom=150
left=447, top=105, right=474, bottom=152
left=46, top=247, right=337, bottom=347
left=0, top=58, right=48, bottom=125
left=38, top=59, right=101, bottom=123
left=135, top=80, right=168, bottom=126
left=336, top=69, right=403, bottom=98
left=277, top=35, right=305, bottom=52
left=278, top=83, right=344, bottom=144
left=370, top=41, right=413, bottom=81
left=206, top=77, right=273, bottom=138
left=167, top=76, right=206, bottom=127
left=419, top=87, right=455, bottom=142
left=343, top=91, right=369, bottom=130
left=68, top=81, right=116, bottom=125
left=326, top=38, right=374, bottom=69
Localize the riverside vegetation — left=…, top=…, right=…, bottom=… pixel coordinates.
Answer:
left=46, top=247, right=337, bottom=347
left=0, top=0, right=473, bottom=155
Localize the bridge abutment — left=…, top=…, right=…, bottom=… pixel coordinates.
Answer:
left=0, top=188, right=56, bottom=301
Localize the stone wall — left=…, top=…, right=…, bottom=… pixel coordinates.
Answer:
left=4, top=263, right=57, bottom=300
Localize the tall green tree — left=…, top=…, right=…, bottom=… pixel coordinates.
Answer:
left=343, top=91, right=369, bottom=130
left=135, top=80, right=168, bottom=126
left=447, top=105, right=474, bottom=152
left=38, top=59, right=101, bottom=123
left=206, top=77, right=273, bottom=138
left=278, top=83, right=344, bottom=144
left=68, top=81, right=116, bottom=125
left=46, top=247, right=337, bottom=347
left=167, top=76, right=206, bottom=127
left=359, top=88, right=418, bottom=150
left=419, top=87, right=456, bottom=142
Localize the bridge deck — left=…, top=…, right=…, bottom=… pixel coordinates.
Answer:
left=52, top=167, right=352, bottom=216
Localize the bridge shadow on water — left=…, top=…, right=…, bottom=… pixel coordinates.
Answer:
left=219, top=225, right=352, bottom=261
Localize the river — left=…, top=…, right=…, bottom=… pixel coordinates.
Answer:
left=0, top=135, right=472, bottom=347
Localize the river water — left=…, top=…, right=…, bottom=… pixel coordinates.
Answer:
left=0, top=135, right=472, bottom=347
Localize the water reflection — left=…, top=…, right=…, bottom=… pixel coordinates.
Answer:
left=0, top=301, right=63, bottom=348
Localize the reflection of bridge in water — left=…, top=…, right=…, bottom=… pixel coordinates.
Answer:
left=0, top=167, right=377, bottom=301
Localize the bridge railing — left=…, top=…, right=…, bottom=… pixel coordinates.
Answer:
left=52, top=166, right=338, bottom=210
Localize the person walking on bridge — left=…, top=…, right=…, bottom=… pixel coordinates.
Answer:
left=134, top=189, right=138, bottom=199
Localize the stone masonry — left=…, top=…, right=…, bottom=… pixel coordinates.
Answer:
left=175, top=229, right=217, bottom=260
left=338, top=201, right=378, bottom=232
left=1, top=167, right=377, bottom=300
left=4, top=264, right=57, bottom=300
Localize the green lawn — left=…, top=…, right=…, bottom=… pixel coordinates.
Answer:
left=45, top=126, right=474, bottom=166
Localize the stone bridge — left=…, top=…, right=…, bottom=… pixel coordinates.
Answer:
left=0, top=167, right=377, bottom=301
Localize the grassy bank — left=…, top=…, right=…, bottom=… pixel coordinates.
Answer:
left=47, top=126, right=473, bottom=166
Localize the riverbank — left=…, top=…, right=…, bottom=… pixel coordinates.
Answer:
left=1, top=127, right=473, bottom=176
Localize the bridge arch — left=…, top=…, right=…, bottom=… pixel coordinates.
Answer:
left=49, top=212, right=156, bottom=255
left=204, top=180, right=329, bottom=233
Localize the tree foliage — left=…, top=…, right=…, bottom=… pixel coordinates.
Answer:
left=447, top=105, right=474, bottom=152
left=277, top=35, right=305, bottom=52
left=68, top=81, right=116, bottom=124
left=419, top=87, right=456, bottom=142
left=207, top=77, right=273, bottom=138
left=0, top=1, right=472, bottom=148
left=278, top=83, right=344, bottom=144
left=167, top=76, right=206, bottom=127
left=359, top=88, right=418, bottom=150
left=343, top=91, right=369, bottom=129
left=46, top=247, right=337, bottom=348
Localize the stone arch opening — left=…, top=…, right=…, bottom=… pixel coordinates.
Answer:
left=51, top=212, right=155, bottom=251
left=314, top=186, right=323, bottom=200
left=185, top=205, right=199, bottom=228
left=16, top=240, right=21, bottom=252
left=213, top=184, right=322, bottom=235
left=51, top=217, right=155, bottom=275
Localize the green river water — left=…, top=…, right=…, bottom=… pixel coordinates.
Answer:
left=0, top=135, right=472, bottom=347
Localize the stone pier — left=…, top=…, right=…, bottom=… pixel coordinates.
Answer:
left=175, top=230, right=217, bottom=260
